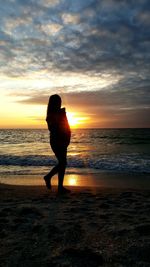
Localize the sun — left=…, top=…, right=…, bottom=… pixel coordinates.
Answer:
left=66, top=111, right=89, bottom=128
left=67, top=112, right=78, bottom=127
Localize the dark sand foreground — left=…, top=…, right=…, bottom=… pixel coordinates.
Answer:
left=0, top=183, right=150, bottom=267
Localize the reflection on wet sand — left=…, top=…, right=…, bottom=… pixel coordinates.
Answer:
left=67, top=176, right=77, bottom=186
left=0, top=173, right=98, bottom=187
left=64, top=174, right=99, bottom=187
left=0, top=173, right=150, bottom=190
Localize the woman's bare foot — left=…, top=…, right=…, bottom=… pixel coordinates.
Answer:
left=44, top=175, right=51, bottom=189
left=58, top=186, right=70, bottom=194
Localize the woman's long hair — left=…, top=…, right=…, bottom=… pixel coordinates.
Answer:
left=47, top=94, right=62, bottom=114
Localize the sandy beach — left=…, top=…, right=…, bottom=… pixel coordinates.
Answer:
left=0, top=176, right=150, bottom=267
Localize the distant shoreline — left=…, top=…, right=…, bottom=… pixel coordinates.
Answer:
left=0, top=127, right=150, bottom=130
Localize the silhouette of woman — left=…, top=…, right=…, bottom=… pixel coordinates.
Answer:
left=44, top=94, right=71, bottom=193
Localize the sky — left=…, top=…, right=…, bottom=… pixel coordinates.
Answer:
left=0, top=0, right=150, bottom=128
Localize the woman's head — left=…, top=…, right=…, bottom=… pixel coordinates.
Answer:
left=47, top=94, right=62, bottom=113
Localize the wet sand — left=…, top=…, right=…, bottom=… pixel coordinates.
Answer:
left=0, top=180, right=150, bottom=267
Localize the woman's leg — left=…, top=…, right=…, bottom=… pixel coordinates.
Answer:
left=54, top=148, right=67, bottom=188
left=44, top=165, right=58, bottom=188
left=44, top=142, right=59, bottom=189
left=44, top=142, right=70, bottom=192
left=54, top=148, right=70, bottom=193
left=45, top=165, right=59, bottom=179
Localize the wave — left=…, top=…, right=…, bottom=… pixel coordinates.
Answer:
left=0, top=154, right=150, bottom=174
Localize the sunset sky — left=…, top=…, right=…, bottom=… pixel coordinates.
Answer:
left=0, top=0, right=150, bottom=128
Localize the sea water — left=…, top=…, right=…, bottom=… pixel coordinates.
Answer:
left=0, top=128, right=150, bottom=179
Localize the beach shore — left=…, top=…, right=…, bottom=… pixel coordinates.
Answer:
left=0, top=176, right=150, bottom=267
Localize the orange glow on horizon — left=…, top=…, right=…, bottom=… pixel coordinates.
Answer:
left=66, top=111, right=90, bottom=128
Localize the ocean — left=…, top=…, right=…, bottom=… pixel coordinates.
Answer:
left=0, top=128, right=150, bottom=179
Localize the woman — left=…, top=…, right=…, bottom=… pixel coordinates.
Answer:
left=44, top=94, right=71, bottom=193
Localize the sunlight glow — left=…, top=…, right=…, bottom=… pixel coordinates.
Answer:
left=68, top=177, right=77, bottom=186
left=67, top=112, right=90, bottom=128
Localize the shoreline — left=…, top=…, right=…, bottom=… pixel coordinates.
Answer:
left=0, top=172, right=150, bottom=190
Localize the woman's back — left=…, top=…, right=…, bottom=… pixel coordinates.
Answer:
left=46, top=107, right=71, bottom=146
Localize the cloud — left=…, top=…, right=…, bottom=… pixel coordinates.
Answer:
left=1, top=0, right=149, bottom=79
left=11, top=83, right=150, bottom=111
left=38, top=0, right=60, bottom=8
left=0, top=0, right=149, bottom=127
left=9, top=85, right=149, bottom=127
left=62, top=13, right=80, bottom=25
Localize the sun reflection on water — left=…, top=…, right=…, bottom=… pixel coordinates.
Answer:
left=68, top=176, right=78, bottom=186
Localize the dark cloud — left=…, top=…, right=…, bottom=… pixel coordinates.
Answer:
left=15, top=85, right=150, bottom=110
left=1, top=0, right=149, bottom=74
left=12, top=84, right=150, bottom=127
